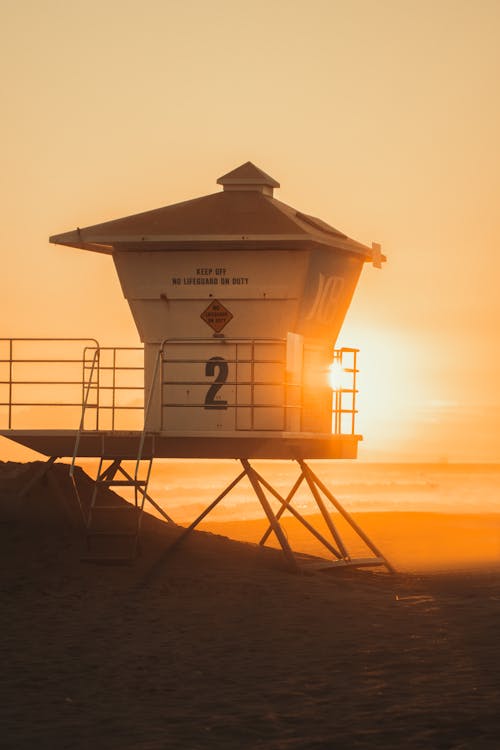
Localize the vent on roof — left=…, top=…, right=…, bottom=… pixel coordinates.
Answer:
left=217, top=161, right=280, bottom=197
left=295, top=211, right=347, bottom=239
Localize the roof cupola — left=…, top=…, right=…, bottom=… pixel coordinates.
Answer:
left=217, top=161, right=280, bottom=196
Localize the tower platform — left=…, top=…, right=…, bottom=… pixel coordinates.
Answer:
left=0, top=429, right=360, bottom=460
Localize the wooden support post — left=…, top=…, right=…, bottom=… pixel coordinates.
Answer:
left=17, top=456, right=58, bottom=500
left=100, top=459, right=121, bottom=482
left=303, top=462, right=395, bottom=573
left=259, top=473, right=304, bottom=545
left=158, top=469, right=247, bottom=555
left=298, top=459, right=350, bottom=560
left=117, top=464, right=176, bottom=525
left=241, top=459, right=299, bottom=573
left=255, top=469, right=342, bottom=559
left=140, top=469, right=247, bottom=585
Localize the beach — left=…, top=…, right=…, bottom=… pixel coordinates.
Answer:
left=1, top=462, right=500, bottom=749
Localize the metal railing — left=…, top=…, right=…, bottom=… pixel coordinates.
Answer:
left=140, top=338, right=358, bottom=435
left=159, top=337, right=302, bottom=432
left=331, top=347, right=359, bottom=436
left=0, top=338, right=99, bottom=430
left=0, top=338, right=358, bottom=436
left=0, top=339, right=144, bottom=431
left=81, top=346, right=144, bottom=431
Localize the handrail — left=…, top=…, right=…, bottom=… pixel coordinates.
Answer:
left=135, top=344, right=164, bottom=481
left=82, top=345, right=144, bottom=431
left=0, top=338, right=359, bottom=438
left=160, top=336, right=296, bottom=431
left=331, top=347, right=359, bottom=436
left=69, top=347, right=101, bottom=521
left=71, top=348, right=100, bottom=471
left=134, top=336, right=278, bottom=474
left=0, top=338, right=99, bottom=430
left=0, top=340, right=144, bottom=432
left=134, top=337, right=358, bottom=444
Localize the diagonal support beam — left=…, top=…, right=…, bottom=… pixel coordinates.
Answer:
left=17, top=456, right=58, bottom=499
left=99, top=459, right=121, bottom=482
left=301, top=461, right=395, bottom=573
left=117, top=464, right=176, bottom=525
left=139, top=469, right=247, bottom=585
left=139, top=459, right=395, bottom=583
left=255, top=469, right=342, bottom=559
left=241, top=459, right=299, bottom=573
left=259, top=473, right=304, bottom=545
left=298, top=459, right=349, bottom=560
left=161, top=469, right=247, bottom=550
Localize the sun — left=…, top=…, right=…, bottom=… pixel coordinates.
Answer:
left=328, top=359, right=346, bottom=391
left=333, top=326, right=430, bottom=452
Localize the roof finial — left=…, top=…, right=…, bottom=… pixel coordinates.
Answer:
left=217, top=161, right=280, bottom=197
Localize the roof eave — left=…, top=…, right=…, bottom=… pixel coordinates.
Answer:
left=114, top=237, right=370, bottom=258
left=50, top=231, right=375, bottom=260
left=49, top=233, right=113, bottom=254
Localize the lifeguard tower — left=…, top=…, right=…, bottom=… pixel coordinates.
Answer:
left=0, top=162, right=392, bottom=571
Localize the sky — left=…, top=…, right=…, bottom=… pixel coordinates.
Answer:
left=1, top=0, right=499, bottom=461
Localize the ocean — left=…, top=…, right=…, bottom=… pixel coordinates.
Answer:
left=143, top=461, right=500, bottom=523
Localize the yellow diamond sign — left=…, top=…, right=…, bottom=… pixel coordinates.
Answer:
left=200, top=299, right=233, bottom=333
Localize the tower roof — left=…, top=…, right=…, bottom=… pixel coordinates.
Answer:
left=49, top=162, right=380, bottom=262
left=217, top=161, right=280, bottom=193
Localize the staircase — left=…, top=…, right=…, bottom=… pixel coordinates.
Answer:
left=69, top=344, right=157, bottom=564
left=81, top=457, right=153, bottom=563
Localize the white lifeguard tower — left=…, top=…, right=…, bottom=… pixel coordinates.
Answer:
left=0, top=162, right=392, bottom=571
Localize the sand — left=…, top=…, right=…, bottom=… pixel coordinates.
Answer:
left=1, top=462, right=500, bottom=749
left=200, top=511, right=500, bottom=574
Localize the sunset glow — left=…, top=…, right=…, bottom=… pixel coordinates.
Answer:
left=1, top=1, right=499, bottom=462
left=2, top=8, right=500, bottom=748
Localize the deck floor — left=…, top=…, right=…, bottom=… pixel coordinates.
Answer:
left=0, top=429, right=360, bottom=459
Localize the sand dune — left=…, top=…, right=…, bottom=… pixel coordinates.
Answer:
left=1, top=462, right=500, bottom=749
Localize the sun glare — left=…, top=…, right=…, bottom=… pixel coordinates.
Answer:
left=328, top=360, right=346, bottom=391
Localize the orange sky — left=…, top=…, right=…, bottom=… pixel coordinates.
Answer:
left=1, top=0, right=500, bottom=461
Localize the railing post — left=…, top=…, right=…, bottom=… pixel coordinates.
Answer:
left=331, top=347, right=358, bottom=436
left=136, top=343, right=164, bottom=475
left=95, top=347, right=100, bottom=431
left=352, top=349, right=357, bottom=435
left=250, top=339, right=255, bottom=430
left=8, top=339, right=13, bottom=430
left=112, top=348, right=116, bottom=431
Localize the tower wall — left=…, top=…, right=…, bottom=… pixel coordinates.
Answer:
left=114, top=248, right=363, bottom=434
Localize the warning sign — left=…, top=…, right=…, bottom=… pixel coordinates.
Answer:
left=200, top=299, right=233, bottom=333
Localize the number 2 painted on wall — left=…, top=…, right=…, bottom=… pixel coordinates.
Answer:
left=204, top=356, right=228, bottom=410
